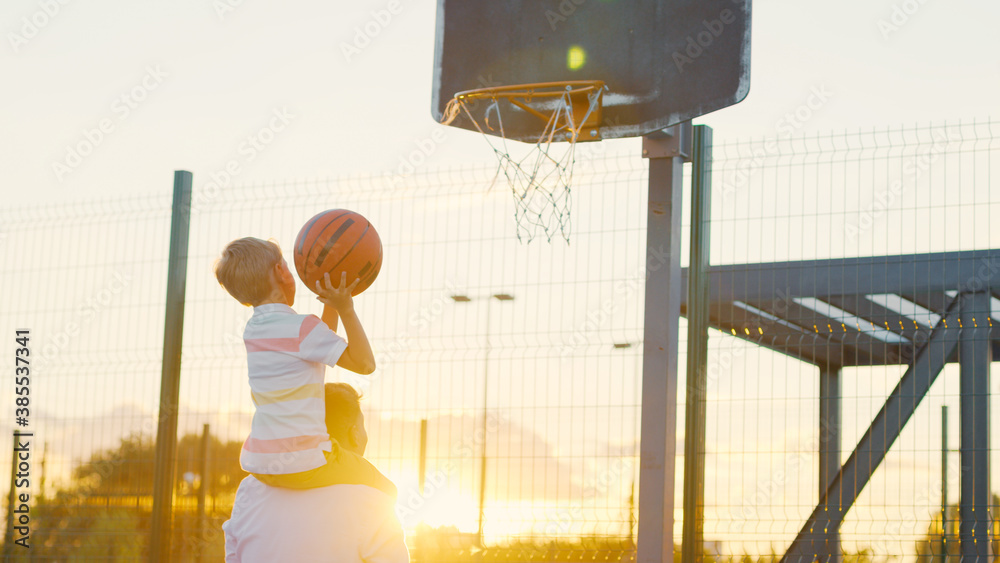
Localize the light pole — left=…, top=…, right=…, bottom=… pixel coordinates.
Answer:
left=450, top=292, right=514, bottom=547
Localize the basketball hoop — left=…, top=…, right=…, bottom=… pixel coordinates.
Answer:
left=441, top=80, right=605, bottom=243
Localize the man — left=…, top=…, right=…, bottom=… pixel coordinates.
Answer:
left=224, top=383, right=409, bottom=563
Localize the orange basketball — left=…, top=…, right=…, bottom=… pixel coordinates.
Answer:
left=293, top=209, right=382, bottom=296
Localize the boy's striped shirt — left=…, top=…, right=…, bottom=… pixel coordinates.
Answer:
left=240, top=303, right=347, bottom=474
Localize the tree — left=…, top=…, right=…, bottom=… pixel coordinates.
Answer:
left=3, top=430, right=246, bottom=559
left=914, top=495, right=1000, bottom=562
left=72, top=433, right=155, bottom=496
left=175, top=431, right=245, bottom=496
left=71, top=430, right=246, bottom=497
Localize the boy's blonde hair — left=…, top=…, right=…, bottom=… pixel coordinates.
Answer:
left=215, top=237, right=283, bottom=306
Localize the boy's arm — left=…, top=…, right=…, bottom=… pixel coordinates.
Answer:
left=336, top=306, right=376, bottom=375
left=315, top=272, right=376, bottom=375
left=321, top=303, right=339, bottom=333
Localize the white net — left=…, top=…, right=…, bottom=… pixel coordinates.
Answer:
left=442, top=84, right=604, bottom=243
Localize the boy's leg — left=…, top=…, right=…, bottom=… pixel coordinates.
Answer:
left=254, top=442, right=396, bottom=497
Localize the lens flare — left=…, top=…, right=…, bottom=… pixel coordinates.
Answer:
left=567, top=46, right=587, bottom=70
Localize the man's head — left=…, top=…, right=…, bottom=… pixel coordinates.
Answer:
left=215, top=237, right=295, bottom=306
left=324, top=383, right=368, bottom=456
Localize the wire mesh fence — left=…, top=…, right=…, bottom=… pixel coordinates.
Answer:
left=0, top=119, right=996, bottom=561
left=704, top=119, right=999, bottom=561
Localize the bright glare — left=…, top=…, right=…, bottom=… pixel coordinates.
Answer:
left=399, top=486, right=478, bottom=531
left=567, top=45, right=587, bottom=70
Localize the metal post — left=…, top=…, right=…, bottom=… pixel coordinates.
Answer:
left=682, top=124, right=711, bottom=563
left=477, top=300, right=491, bottom=547
left=451, top=293, right=511, bottom=548
left=958, top=291, right=992, bottom=562
left=637, top=123, right=690, bottom=563
left=39, top=442, right=46, bottom=501
left=477, top=293, right=513, bottom=546
left=150, top=170, right=193, bottom=563
left=818, top=366, right=842, bottom=563
left=196, top=423, right=210, bottom=563
left=941, top=406, right=948, bottom=562
left=419, top=419, right=428, bottom=495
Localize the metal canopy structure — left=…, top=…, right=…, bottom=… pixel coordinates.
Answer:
left=681, top=249, right=1000, bottom=367
left=679, top=248, right=998, bottom=562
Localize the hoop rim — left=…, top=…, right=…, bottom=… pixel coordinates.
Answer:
left=439, top=80, right=605, bottom=243
left=452, top=80, right=605, bottom=102
left=444, top=79, right=605, bottom=136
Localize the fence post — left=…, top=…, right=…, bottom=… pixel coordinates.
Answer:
left=196, top=423, right=210, bottom=563
left=419, top=419, right=428, bottom=496
left=150, top=170, right=193, bottom=563
left=681, top=124, right=712, bottom=563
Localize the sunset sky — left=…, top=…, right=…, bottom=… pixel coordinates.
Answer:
left=3, top=0, right=999, bottom=556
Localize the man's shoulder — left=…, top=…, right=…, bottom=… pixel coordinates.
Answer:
left=332, top=483, right=398, bottom=507
left=240, top=476, right=394, bottom=504
left=227, top=477, right=405, bottom=563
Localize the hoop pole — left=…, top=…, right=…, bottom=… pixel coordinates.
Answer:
left=637, top=123, right=692, bottom=563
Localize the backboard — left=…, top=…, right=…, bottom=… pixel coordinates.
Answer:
left=432, top=0, right=751, bottom=142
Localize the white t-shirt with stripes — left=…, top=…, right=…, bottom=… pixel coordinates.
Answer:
left=240, top=303, right=348, bottom=475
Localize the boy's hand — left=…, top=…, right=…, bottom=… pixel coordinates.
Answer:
left=315, top=272, right=361, bottom=312
left=316, top=272, right=376, bottom=375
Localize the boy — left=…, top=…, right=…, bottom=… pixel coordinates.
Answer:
left=215, top=237, right=394, bottom=496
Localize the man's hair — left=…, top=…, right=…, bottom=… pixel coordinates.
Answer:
left=324, top=383, right=363, bottom=441
left=215, top=237, right=283, bottom=306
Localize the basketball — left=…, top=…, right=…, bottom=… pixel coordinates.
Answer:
left=293, top=209, right=383, bottom=296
